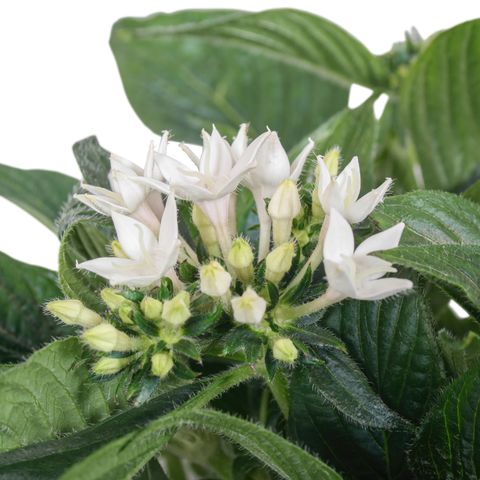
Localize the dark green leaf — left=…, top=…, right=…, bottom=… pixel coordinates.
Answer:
left=438, top=329, right=480, bottom=376
left=0, top=164, right=76, bottom=233
left=72, top=136, right=111, bottom=189
left=400, top=20, right=480, bottom=189
left=174, top=338, right=202, bottom=362
left=184, top=304, right=223, bottom=336
left=287, top=324, right=346, bottom=353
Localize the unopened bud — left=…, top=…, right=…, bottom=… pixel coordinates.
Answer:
left=92, top=355, right=134, bottom=375
left=162, top=291, right=191, bottom=327
left=268, top=179, right=301, bottom=246
left=265, top=243, right=295, bottom=284
left=82, top=323, right=139, bottom=352
left=111, top=240, right=128, bottom=258
left=311, top=185, right=324, bottom=220
left=200, top=261, right=232, bottom=297
left=46, top=299, right=102, bottom=328
left=228, top=238, right=254, bottom=283
left=323, top=146, right=341, bottom=177
left=151, top=352, right=174, bottom=378
left=272, top=338, right=298, bottom=363
left=118, top=303, right=134, bottom=324
left=192, top=204, right=221, bottom=257
left=231, top=287, right=267, bottom=325
left=101, top=288, right=128, bottom=311
left=293, top=228, right=309, bottom=248
left=140, top=296, right=163, bottom=321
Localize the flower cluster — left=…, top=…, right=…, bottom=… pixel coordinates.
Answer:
left=48, top=125, right=412, bottom=379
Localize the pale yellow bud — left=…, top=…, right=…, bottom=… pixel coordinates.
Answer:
left=101, top=288, right=128, bottom=311
left=118, top=303, right=134, bottom=324
left=229, top=238, right=254, bottom=284
left=311, top=185, right=325, bottom=220
left=268, top=179, right=301, bottom=246
left=272, top=338, right=298, bottom=363
left=162, top=292, right=191, bottom=327
left=231, top=287, right=267, bottom=325
left=46, top=299, right=102, bottom=328
left=265, top=243, right=295, bottom=284
left=151, top=352, right=174, bottom=378
left=324, top=146, right=341, bottom=177
left=111, top=240, right=128, bottom=258
left=82, top=323, right=138, bottom=352
left=92, top=355, right=134, bottom=375
left=200, top=261, right=232, bottom=297
left=192, top=204, right=221, bottom=257
left=140, top=296, right=163, bottom=321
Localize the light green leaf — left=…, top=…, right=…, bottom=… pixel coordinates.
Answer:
left=0, top=251, right=71, bottom=362
left=0, top=164, right=76, bottom=233
left=463, top=179, right=480, bottom=203
left=409, top=367, right=480, bottom=479
left=110, top=9, right=387, bottom=149
left=400, top=20, right=480, bottom=189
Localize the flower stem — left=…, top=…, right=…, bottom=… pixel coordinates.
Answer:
left=253, top=190, right=271, bottom=261
left=284, top=288, right=345, bottom=320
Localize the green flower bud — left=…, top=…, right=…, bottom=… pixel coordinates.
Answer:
left=111, top=240, right=128, bottom=258
left=151, top=352, right=174, bottom=378
left=272, top=338, right=298, bottom=363
left=140, top=296, right=163, bottom=322
left=159, top=325, right=184, bottom=346
left=228, top=238, right=254, bottom=284
left=92, top=355, right=134, bottom=375
left=46, top=299, right=102, bottom=328
left=324, top=146, right=341, bottom=177
left=200, top=261, right=232, bottom=297
left=82, top=323, right=138, bottom=352
left=101, top=288, right=128, bottom=311
left=162, top=291, right=191, bottom=327
left=118, top=303, right=135, bottom=324
left=265, top=243, right=295, bottom=284
left=293, top=228, right=309, bottom=248
left=192, top=204, right=221, bottom=257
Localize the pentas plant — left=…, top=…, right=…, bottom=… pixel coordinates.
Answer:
left=47, top=125, right=411, bottom=381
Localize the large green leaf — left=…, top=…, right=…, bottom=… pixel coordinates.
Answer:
left=372, top=191, right=480, bottom=313
left=400, top=20, right=480, bottom=190
left=0, top=338, right=128, bottom=454
left=409, top=367, right=480, bottom=479
left=322, top=293, right=445, bottom=421
left=0, top=252, right=71, bottom=362
left=0, top=164, right=76, bottom=233
left=62, top=409, right=341, bottom=480
left=110, top=9, right=387, bottom=149
left=72, top=136, right=111, bottom=189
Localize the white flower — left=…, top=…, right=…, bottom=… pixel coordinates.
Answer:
left=78, top=194, right=180, bottom=288
left=231, top=287, right=267, bottom=325
left=75, top=132, right=169, bottom=233
left=317, top=156, right=392, bottom=223
left=199, top=261, right=232, bottom=297
left=244, top=131, right=314, bottom=198
left=323, top=209, right=413, bottom=300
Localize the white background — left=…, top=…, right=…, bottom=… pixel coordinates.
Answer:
left=1, top=1, right=479, bottom=270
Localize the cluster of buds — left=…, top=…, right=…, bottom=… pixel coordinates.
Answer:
left=49, top=124, right=413, bottom=381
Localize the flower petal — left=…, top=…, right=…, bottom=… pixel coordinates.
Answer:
left=355, top=222, right=405, bottom=256
left=231, top=123, right=249, bottom=159
left=110, top=170, right=146, bottom=211
left=356, top=277, right=413, bottom=300
left=157, top=194, right=178, bottom=254
left=323, top=208, right=355, bottom=262
left=290, top=138, right=314, bottom=182
left=335, top=156, right=361, bottom=203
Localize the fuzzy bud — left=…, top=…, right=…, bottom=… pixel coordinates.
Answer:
left=265, top=242, right=295, bottom=284
left=118, top=303, right=134, bottom=325
left=228, top=238, right=254, bottom=284
left=151, top=352, right=174, bottom=378
left=192, top=204, right=221, bottom=257
left=92, top=355, right=134, bottom=375
left=323, top=146, right=341, bottom=177
left=82, top=323, right=138, bottom=352
left=140, top=296, right=163, bottom=322
left=231, top=287, right=267, bottom=325
left=46, top=299, right=102, bottom=328
left=162, top=291, right=191, bottom=327
left=272, top=338, right=298, bottom=363
left=200, top=261, right=232, bottom=297
left=101, top=288, right=129, bottom=311
left=268, top=179, right=301, bottom=246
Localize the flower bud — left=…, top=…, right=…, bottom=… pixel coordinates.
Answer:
left=140, top=296, right=163, bottom=322
left=46, top=299, right=102, bottom=328
left=101, top=288, right=128, bottom=311
left=272, top=338, right=298, bottom=363
left=323, top=146, right=341, bottom=177
left=293, top=228, right=309, bottom=248
left=151, top=352, right=174, bottom=378
left=92, top=355, right=134, bottom=375
left=82, top=323, right=138, bottom=352
left=111, top=240, right=128, bottom=258
left=118, top=303, right=135, bottom=324
left=228, top=238, right=254, bottom=284
left=200, top=261, right=232, bottom=297
left=162, top=291, right=191, bottom=327
left=231, top=287, right=267, bottom=325
left=192, top=204, right=221, bottom=257
left=268, top=179, right=301, bottom=246
left=265, top=242, right=295, bottom=284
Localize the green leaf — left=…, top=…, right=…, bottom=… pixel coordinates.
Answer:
left=72, top=136, right=111, bottom=189
left=400, top=20, right=480, bottom=189
left=58, top=218, right=112, bottom=310
left=438, top=329, right=480, bottom=376
left=0, top=251, right=71, bottom=362
left=0, top=164, right=76, bottom=233
left=110, top=9, right=387, bottom=149
left=287, top=324, right=346, bottom=353
left=409, top=367, right=480, bottom=479
left=322, top=293, right=445, bottom=421
left=463, top=179, right=480, bottom=203
left=0, top=338, right=128, bottom=454
left=62, top=409, right=341, bottom=480
left=303, top=347, right=406, bottom=430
